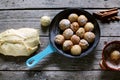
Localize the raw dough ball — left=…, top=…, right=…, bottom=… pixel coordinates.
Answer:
left=71, top=35, right=80, bottom=44
left=54, top=34, right=65, bottom=45
left=70, top=22, right=79, bottom=32
left=71, top=45, right=82, bottom=55
left=79, top=39, right=89, bottom=50
left=76, top=28, right=85, bottom=38
left=68, top=13, right=78, bottom=22
left=0, top=28, right=40, bottom=56
left=63, top=28, right=73, bottom=39
left=84, top=22, right=94, bottom=32
left=110, top=50, right=120, bottom=61
left=63, top=40, right=73, bottom=51
left=84, top=32, right=95, bottom=43
left=59, top=19, right=71, bottom=30
left=40, top=16, right=51, bottom=27
left=78, top=15, right=88, bottom=26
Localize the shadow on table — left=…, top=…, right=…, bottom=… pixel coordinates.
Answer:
left=99, top=71, right=120, bottom=80
left=30, top=50, right=97, bottom=71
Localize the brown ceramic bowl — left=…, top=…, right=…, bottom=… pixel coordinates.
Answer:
left=100, top=41, right=120, bottom=71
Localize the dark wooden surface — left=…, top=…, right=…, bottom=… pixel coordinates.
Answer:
left=0, top=0, right=120, bottom=80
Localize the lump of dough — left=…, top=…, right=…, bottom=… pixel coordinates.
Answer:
left=0, top=28, right=40, bottom=56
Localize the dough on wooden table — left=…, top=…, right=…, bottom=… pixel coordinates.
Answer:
left=0, top=28, right=40, bottom=56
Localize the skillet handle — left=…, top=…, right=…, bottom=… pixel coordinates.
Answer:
left=26, top=44, right=56, bottom=68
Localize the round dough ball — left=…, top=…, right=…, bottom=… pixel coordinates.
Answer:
left=79, top=39, right=89, bottom=50
left=63, top=28, right=73, bottom=39
left=110, top=50, right=120, bottom=61
left=63, top=40, right=73, bottom=51
left=70, top=22, right=79, bottom=32
left=78, top=15, right=88, bottom=26
left=71, top=45, right=82, bottom=55
left=84, top=32, right=95, bottom=43
left=40, top=16, right=51, bottom=27
left=59, top=19, right=71, bottom=30
left=76, top=28, right=85, bottom=38
left=84, top=22, right=94, bottom=32
left=54, top=34, right=65, bottom=45
left=71, top=35, right=80, bottom=44
left=68, top=13, right=78, bottom=22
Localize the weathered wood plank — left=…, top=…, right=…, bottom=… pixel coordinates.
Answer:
left=0, top=37, right=119, bottom=70
left=40, top=37, right=120, bottom=51
left=0, top=0, right=120, bottom=9
left=0, top=0, right=119, bottom=79
left=0, top=21, right=120, bottom=36
left=0, top=71, right=120, bottom=80
left=0, top=10, right=120, bottom=36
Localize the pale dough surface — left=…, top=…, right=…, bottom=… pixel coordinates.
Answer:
left=0, top=28, right=40, bottom=56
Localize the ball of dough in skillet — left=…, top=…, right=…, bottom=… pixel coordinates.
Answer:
left=78, top=15, right=88, bottom=26
left=70, top=22, right=79, bottom=32
left=63, top=40, right=73, bottom=51
left=84, top=22, right=94, bottom=32
left=63, top=28, right=74, bottom=39
left=68, top=13, right=78, bottom=22
left=79, top=39, right=89, bottom=50
left=71, top=35, right=80, bottom=44
left=71, top=45, right=82, bottom=55
left=59, top=19, right=71, bottom=30
left=76, top=28, right=85, bottom=38
left=54, top=34, right=65, bottom=45
left=84, top=32, right=95, bottom=43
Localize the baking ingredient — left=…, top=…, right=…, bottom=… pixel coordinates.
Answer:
left=63, top=40, right=73, bottom=51
left=0, top=28, right=40, bottom=56
left=93, top=8, right=120, bottom=22
left=54, top=34, right=65, bottom=45
left=79, top=39, right=89, bottom=50
left=84, top=32, right=95, bottom=43
left=63, top=28, right=73, bottom=39
left=40, top=16, right=51, bottom=27
left=71, top=35, right=80, bottom=44
left=76, top=28, right=85, bottom=38
left=110, top=50, right=120, bottom=61
left=68, top=13, right=78, bottom=22
left=78, top=15, right=88, bottom=26
left=104, top=50, right=120, bottom=71
left=84, top=22, right=94, bottom=32
left=70, top=22, right=79, bottom=32
left=59, top=19, right=71, bottom=30
left=71, top=45, right=82, bottom=55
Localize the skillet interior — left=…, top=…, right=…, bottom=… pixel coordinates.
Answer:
left=50, top=8, right=100, bottom=58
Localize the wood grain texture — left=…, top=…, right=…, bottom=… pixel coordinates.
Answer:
left=0, top=0, right=120, bottom=79
left=0, top=21, right=120, bottom=36
left=0, top=37, right=119, bottom=70
left=0, top=0, right=120, bottom=9
left=0, top=71, right=120, bottom=80
left=0, top=9, right=120, bottom=36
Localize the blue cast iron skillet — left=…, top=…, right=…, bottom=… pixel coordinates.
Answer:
left=26, top=8, right=100, bottom=68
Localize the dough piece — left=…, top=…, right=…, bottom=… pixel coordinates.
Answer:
left=0, top=28, right=40, bottom=56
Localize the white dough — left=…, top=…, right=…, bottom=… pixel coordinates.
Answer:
left=0, top=28, right=40, bottom=56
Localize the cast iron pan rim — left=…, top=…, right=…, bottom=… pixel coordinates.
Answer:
left=49, top=8, right=100, bottom=58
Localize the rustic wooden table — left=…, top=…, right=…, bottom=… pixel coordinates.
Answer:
left=0, top=0, right=120, bottom=80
